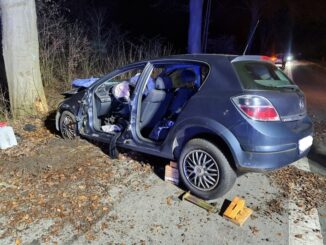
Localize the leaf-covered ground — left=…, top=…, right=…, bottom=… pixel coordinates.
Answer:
left=0, top=117, right=155, bottom=243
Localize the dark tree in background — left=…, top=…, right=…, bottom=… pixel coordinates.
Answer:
left=35, top=0, right=326, bottom=61
left=188, top=0, right=204, bottom=53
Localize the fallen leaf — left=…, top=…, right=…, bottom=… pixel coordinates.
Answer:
left=249, top=226, right=259, bottom=235
left=78, top=185, right=86, bottom=190
left=101, top=222, right=108, bottom=230
left=166, top=196, right=173, bottom=206
left=250, top=214, right=258, bottom=220
left=78, top=195, right=88, bottom=201
left=85, top=231, right=96, bottom=241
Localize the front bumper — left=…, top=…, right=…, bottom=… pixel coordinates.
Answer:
left=55, top=110, right=61, bottom=131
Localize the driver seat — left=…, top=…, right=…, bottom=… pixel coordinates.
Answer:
left=139, top=76, right=173, bottom=131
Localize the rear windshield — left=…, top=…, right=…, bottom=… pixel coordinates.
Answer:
left=233, top=61, right=295, bottom=90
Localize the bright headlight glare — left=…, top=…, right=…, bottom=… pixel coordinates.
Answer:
left=286, top=55, right=293, bottom=61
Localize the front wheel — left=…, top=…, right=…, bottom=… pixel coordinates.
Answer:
left=59, top=111, right=78, bottom=140
left=178, top=138, right=236, bottom=200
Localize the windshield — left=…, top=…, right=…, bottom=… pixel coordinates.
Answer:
left=233, top=61, right=296, bottom=90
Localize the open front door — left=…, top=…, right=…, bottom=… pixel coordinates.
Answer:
left=130, top=62, right=154, bottom=144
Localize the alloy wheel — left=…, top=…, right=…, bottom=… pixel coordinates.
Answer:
left=183, top=150, right=220, bottom=191
left=61, top=114, right=76, bottom=139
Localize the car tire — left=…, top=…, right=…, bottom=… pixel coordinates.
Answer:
left=178, top=138, right=236, bottom=200
left=59, top=110, right=78, bottom=140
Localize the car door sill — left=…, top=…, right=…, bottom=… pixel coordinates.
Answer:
left=81, top=131, right=114, bottom=144
left=119, top=142, right=172, bottom=159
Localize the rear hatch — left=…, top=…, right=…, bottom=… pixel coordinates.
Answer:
left=232, top=59, right=306, bottom=122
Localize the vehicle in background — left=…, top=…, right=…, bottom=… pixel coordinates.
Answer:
left=271, top=53, right=286, bottom=69
left=271, top=53, right=294, bottom=70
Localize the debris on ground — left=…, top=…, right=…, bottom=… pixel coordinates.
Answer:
left=23, top=124, right=37, bottom=132
left=264, top=197, right=285, bottom=216
left=310, top=119, right=326, bottom=142
left=0, top=117, right=55, bottom=161
left=0, top=123, right=18, bottom=150
left=294, top=234, right=303, bottom=239
left=268, top=166, right=326, bottom=214
left=0, top=117, right=154, bottom=242
left=249, top=225, right=259, bottom=235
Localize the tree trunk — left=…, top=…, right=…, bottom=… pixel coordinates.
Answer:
left=188, top=0, right=203, bottom=53
left=0, top=0, right=48, bottom=118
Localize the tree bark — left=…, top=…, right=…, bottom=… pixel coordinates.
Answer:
left=0, top=0, right=48, bottom=117
left=188, top=0, right=203, bottom=54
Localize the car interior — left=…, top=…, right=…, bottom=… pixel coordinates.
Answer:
left=92, top=62, right=209, bottom=142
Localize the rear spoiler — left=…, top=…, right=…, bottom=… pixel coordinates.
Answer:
left=231, top=55, right=274, bottom=64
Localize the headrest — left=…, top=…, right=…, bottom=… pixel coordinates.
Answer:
left=155, top=76, right=173, bottom=90
left=180, top=69, right=196, bottom=84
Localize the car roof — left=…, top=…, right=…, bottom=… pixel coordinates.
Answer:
left=126, top=54, right=274, bottom=68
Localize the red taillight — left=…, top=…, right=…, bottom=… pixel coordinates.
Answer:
left=260, top=55, right=277, bottom=63
left=232, top=95, right=280, bottom=121
left=260, top=56, right=271, bottom=61
left=240, top=105, right=279, bottom=120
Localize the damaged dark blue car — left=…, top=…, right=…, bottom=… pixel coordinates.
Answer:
left=55, top=54, right=313, bottom=199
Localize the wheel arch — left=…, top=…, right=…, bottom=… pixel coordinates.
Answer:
left=171, top=119, right=241, bottom=171
left=55, top=104, right=76, bottom=131
left=189, top=132, right=237, bottom=171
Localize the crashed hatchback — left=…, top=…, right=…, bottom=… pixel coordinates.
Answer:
left=55, top=54, right=313, bottom=200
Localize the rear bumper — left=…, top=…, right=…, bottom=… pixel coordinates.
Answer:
left=230, top=115, right=313, bottom=172
left=236, top=141, right=312, bottom=172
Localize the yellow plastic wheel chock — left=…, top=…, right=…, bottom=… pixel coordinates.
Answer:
left=223, top=196, right=253, bottom=226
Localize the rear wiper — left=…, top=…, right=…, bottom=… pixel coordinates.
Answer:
left=274, top=84, right=299, bottom=89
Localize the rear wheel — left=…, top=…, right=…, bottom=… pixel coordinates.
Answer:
left=59, top=111, right=77, bottom=139
left=178, top=138, right=236, bottom=200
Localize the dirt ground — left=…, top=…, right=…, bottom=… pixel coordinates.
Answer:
left=0, top=60, right=325, bottom=244
left=0, top=117, right=162, bottom=243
